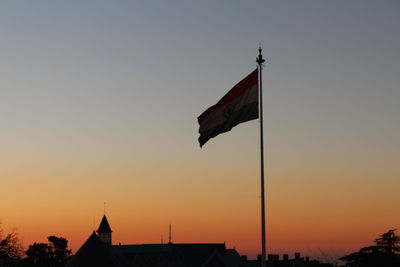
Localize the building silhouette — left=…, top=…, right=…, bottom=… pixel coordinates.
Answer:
left=66, top=215, right=334, bottom=267
left=66, top=215, right=245, bottom=267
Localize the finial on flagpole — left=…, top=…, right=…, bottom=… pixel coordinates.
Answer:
left=256, top=46, right=265, bottom=66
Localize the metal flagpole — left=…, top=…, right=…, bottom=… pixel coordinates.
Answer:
left=256, top=47, right=266, bottom=267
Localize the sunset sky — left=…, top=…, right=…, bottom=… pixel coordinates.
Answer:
left=0, top=0, right=399, bottom=261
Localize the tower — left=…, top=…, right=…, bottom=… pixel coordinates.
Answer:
left=97, top=215, right=112, bottom=246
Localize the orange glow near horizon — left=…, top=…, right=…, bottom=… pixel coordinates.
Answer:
left=2, top=154, right=399, bottom=261
left=6, top=206, right=397, bottom=260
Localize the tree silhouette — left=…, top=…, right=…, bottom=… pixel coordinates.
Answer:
left=374, top=229, right=400, bottom=254
left=0, top=222, right=23, bottom=265
left=340, top=229, right=400, bottom=267
left=25, top=236, right=72, bottom=267
left=25, top=243, right=52, bottom=266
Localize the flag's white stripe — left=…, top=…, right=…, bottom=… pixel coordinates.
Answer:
left=199, top=84, right=258, bottom=133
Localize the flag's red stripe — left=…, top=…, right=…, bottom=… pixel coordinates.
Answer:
left=198, top=84, right=258, bottom=133
left=198, top=69, right=258, bottom=122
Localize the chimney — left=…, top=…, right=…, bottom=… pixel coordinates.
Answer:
left=257, top=254, right=262, bottom=262
left=283, top=254, right=289, bottom=261
left=295, top=252, right=301, bottom=260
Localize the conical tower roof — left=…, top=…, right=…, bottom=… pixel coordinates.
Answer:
left=97, top=215, right=112, bottom=233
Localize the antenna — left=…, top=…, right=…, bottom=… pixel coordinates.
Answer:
left=104, top=202, right=106, bottom=214
left=161, top=235, right=163, bottom=244
left=168, top=224, right=172, bottom=244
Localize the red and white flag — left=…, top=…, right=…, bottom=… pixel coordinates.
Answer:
left=198, top=69, right=259, bottom=147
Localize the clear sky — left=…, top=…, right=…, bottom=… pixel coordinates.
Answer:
left=0, top=0, right=399, bottom=261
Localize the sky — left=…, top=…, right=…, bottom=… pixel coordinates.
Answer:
left=0, top=0, right=399, bottom=262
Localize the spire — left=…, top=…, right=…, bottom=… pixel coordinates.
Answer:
left=97, top=215, right=112, bottom=234
left=96, top=215, right=112, bottom=246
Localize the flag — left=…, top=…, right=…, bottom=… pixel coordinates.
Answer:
left=197, top=69, right=259, bottom=147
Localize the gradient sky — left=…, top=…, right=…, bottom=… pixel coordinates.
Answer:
left=0, top=0, right=399, bottom=261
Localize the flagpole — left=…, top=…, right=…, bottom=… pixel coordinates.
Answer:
left=256, top=47, right=266, bottom=267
